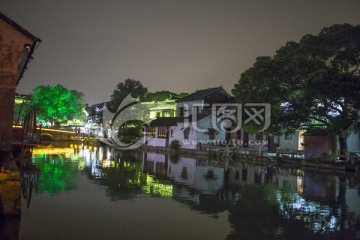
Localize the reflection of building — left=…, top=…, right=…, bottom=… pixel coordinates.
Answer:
left=302, top=171, right=337, bottom=204
left=143, top=152, right=224, bottom=195
left=227, top=163, right=303, bottom=196
left=143, top=152, right=168, bottom=176
left=346, top=186, right=360, bottom=217
left=193, top=165, right=224, bottom=195
left=227, top=163, right=273, bottom=186
left=142, top=152, right=228, bottom=215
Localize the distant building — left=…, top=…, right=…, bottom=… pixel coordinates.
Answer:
left=142, top=98, right=177, bottom=119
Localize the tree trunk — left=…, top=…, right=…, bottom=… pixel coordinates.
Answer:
left=54, top=121, right=61, bottom=129
left=338, top=135, right=348, bottom=158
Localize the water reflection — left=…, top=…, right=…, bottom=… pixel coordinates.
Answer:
left=19, top=143, right=360, bottom=239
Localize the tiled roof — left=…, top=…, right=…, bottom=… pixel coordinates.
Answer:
left=148, top=117, right=179, bottom=126
left=302, top=129, right=333, bottom=136
left=142, top=101, right=176, bottom=110
left=176, top=87, right=224, bottom=102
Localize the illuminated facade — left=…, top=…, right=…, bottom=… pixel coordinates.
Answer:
left=146, top=87, right=233, bottom=149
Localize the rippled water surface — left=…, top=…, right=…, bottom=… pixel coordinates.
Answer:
left=12, top=143, right=360, bottom=239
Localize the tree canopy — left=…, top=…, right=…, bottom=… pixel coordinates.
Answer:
left=30, top=84, right=85, bottom=127
left=232, top=24, right=360, bottom=153
left=108, top=78, right=148, bottom=112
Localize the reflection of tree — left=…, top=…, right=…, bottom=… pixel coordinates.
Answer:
left=32, top=154, right=79, bottom=195
left=302, top=171, right=360, bottom=236
left=332, top=173, right=360, bottom=238
left=227, top=185, right=280, bottom=239
left=84, top=151, right=147, bottom=201
left=226, top=185, right=321, bottom=240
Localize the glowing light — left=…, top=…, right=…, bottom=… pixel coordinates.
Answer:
left=32, top=147, right=74, bottom=156
left=101, top=159, right=111, bottom=168
left=297, top=177, right=303, bottom=193
left=142, top=175, right=173, bottom=197
left=99, top=147, right=104, bottom=160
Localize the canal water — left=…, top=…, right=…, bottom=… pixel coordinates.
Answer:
left=7, top=143, right=360, bottom=239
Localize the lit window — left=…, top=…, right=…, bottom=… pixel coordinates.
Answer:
left=147, top=127, right=156, bottom=137
left=158, top=127, right=168, bottom=138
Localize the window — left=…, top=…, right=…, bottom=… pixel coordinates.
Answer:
left=147, top=127, right=156, bottom=137
left=170, top=129, right=173, bottom=137
left=255, top=133, right=263, bottom=140
left=208, top=128, right=216, bottom=140
left=284, top=133, right=293, bottom=140
left=181, top=167, right=188, bottom=179
left=184, top=128, right=190, bottom=139
left=178, top=107, right=184, bottom=116
left=235, top=171, right=240, bottom=180
left=163, top=111, right=173, bottom=117
left=242, top=169, right=248, bottom=181
left=158, top=127, right=168, bottom=138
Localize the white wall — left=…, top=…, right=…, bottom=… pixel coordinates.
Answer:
left=169, top=121, right=198, bottom=149
left=347, top=133, right=360, bottom=152
left=279, top=133, right=299, bottom=150
left=167, top=156, right=197, bottom=185
left=147, top=136, right=167, bottom=147
left=196, top=114, right=226, bottom=144
left=176, top=100, right=204, bottom=116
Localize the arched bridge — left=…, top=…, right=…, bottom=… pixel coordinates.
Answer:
left=40, top=128, right=97, bottom=142
left=40, top=128, right=77, bottom=141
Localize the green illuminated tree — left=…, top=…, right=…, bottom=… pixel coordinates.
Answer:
left=232, top=24, right=360, bottom=154
left=30, top=84, right=85, bottom=127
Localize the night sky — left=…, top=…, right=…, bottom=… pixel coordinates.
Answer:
left=2, top=0, right=360, bottom=105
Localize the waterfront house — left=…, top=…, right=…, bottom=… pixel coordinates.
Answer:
left=146, top=86, right=233, bottom=150
left=303, top=129, right=360, bottom=159
left=145, top=117, right=179, bottom=148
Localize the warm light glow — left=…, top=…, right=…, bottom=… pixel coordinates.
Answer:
left=297, top=177, right=303, bottom=193
left=41, top=128, right=75, bottom=134
left=142, top=175, right=173, bottom=197
left=101, top=159, right=111, bottom=168
left=32, top=147, right=74, bottom=155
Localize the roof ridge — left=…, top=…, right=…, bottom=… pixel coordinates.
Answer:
left=0, top=11, right=41, bottom=42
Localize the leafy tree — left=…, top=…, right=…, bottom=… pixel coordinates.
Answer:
left=108, top=78, right=148, bottom=112
left=30, top=84, right=85, bottom=127
left=232, top=24, right=360, bottom=154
